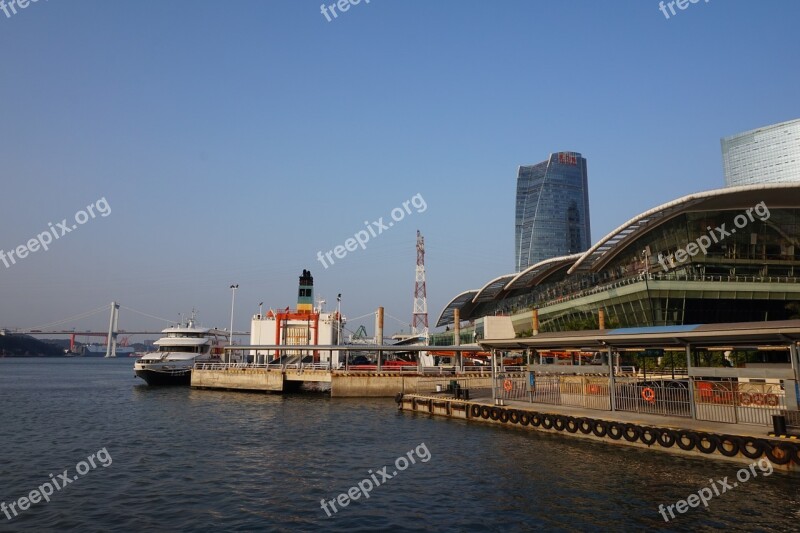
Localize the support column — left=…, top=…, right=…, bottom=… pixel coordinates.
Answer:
left=686, top=344, right=696, bottom=419
left=376, top=307, right=384, bottom=372
left=608, top=347, right=616, bottom=411
left=598, top=308, right=605, bottom=330
left=453, top=308, right=461, bottom=372
left=491, top=349, right=497, bottom=404
left=532, top=309, right=539, bottom=336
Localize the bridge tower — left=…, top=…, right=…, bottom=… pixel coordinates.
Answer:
left=105, top=301, right=120, bottom=358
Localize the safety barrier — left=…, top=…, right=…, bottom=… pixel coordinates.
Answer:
left=614, top=378, right=692, bottom=418
left=694, top=380, right=786, bottom=425
left=495, top=375, right=528, bottom=401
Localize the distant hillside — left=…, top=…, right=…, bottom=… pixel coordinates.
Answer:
left=0, top=334, right=64, bottom=357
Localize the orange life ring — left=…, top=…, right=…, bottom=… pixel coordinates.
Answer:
left=587, top=384, right=602, bottom=395
left=641, top=387, right=656, bottom=403
left=503, top=379, right=513, bottom=392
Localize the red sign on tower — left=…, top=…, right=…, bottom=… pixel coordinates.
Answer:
left=558, top=153, right=578, bottom=166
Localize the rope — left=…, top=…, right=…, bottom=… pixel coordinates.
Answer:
left=119, top=306, right=174, bottom=324
left=25, top=304, right=111, bottom=331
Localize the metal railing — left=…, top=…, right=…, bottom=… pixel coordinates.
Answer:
left=614, top=378, right=692, bottom=418
left=518, top=374, right=612, bottom=409
left=495, top=374, right=528, bottom=401
left=694, top=380, right=786, bottom=425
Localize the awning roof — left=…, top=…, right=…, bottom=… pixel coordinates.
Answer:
left=472, top=274, right=517, bottom=303
left=435, top=290, right=479, bottom=328
left=504, top=254, right=582, bottom=292
left=479, top=320, right=800, bottom=350
left=568, top=183, right=800, bottom=274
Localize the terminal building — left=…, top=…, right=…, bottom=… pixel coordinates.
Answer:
left=436, top=183, right=800, bottom=339
left=722, top=118, right=800, bottom=187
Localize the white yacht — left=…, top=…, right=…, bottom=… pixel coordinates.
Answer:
left=134, top=315, right=229, bottom=386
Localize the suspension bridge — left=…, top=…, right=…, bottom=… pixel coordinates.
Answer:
left=3, top=302, right=248, bottom=357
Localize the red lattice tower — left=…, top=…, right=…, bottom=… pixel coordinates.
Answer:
left=412, top=230, right=429, bottom=338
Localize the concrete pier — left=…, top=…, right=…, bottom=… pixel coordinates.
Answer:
left=398, top=392, right=800, bottom=471
left=190, top=364, right=492, bottom=397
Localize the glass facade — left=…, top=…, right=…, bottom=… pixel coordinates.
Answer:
left=476, top=207, right=800, bottom=332
left=515, top=152, right=591, bottom=271
left=722, top=119, right=800, bottom=187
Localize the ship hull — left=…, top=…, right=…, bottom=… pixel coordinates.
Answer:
left=134, top=368, right=191, bottom=386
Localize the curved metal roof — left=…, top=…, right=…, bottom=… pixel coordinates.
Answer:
left=568, top=183, right=800, bottom=274
left=472, top=274, right=517, bottom=303
left=436, top=183, right=800, bottom=327
left=504, top=253, right=583, bottom=292
left=435, top=290, right=479, bottom=328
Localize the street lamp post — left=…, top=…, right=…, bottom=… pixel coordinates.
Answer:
left=337, top=293, right=342, bottom=370
left=229, top=284, right=239, bottom=363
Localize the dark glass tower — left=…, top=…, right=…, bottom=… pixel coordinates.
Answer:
left=515, top=152, right=591, bottom=271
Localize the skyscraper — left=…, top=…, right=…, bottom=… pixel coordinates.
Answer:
left=721, top=118, right=800, bottom=187
left=515, top=151, right=591, bottom=272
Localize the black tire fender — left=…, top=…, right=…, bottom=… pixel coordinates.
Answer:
left=470, top=404, right=481, bottom=418
left=657, top=429, right=678, bottom=448
left=640, top=427, right=659, bottom=446
left=676, top=430, right=696, bottom=451
left=623, top=424, right=641, bottom=443
left=530, top=412, right=542, bottom=427
left=553, top=415, right=567, bottom=432
left=519, top=412, right=531, bottom=426
left=499, top=409, right=510, bottom=423
left=541, top=414, right=554, bottom=429
left=717, top=435, right=742, bottom=457
left=695, top=433, right=719, bottom=454
left=740, top=437, right=764, bottom=459
left=765, top=442, right=793, bottom=465
left=792, top=443, right=800, bottom=465
left=509, top=410, right=521, bottom=424
left=565, top=417, right=579, bottom=434
left=490, top=407, right=502, bottom=421
left=592, top=419, right=608, bottom=438
left=577, top=418, right=593, bottom=435
left=480, top=405, right=491, bottom=419
left=607, top=422, right=624, bottom=440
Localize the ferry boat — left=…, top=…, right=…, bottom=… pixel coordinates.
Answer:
left=134, top=314, right=229, bottom=386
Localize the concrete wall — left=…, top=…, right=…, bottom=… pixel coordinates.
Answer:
left=331, top=374, right=407, bottom=397
left=191, top=368, right=284, bottom=391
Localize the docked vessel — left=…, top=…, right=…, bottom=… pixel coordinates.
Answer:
left=250, top=269, right=344, bottom=367
left=134, top=314, right=228, bottom=386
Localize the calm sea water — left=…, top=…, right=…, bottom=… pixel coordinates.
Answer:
left=0, top=358, right=798, bottom=532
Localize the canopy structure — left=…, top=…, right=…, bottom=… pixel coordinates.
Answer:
left=436, top=183, right=800, bottom=327
left=478, top=320, right=800, bottom=350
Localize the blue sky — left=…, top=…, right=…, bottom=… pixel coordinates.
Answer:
left=1, top=0, right=799, bottom=339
